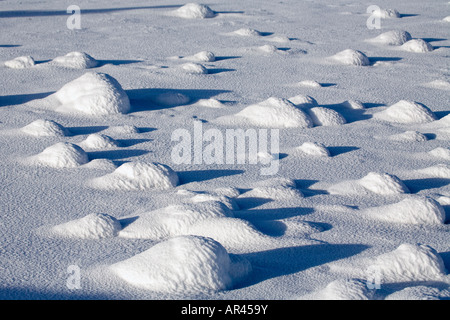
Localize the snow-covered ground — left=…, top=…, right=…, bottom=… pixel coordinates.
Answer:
left=0, top=0, right=449, bottom=300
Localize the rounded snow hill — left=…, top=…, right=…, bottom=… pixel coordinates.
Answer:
left=424, top=80, right=450, bottom=90
left=374, top=100, right=437, bottom=124
left=314, top=278, right=375, bottom=300
left=387, top=130, right=428, bottom=142
left=415, top=164, right=450, bottom=179
left=153, top=92, right=190, bottom=107
left=172, top=3, right=216, bottom=19
left=400, top=39, right=433, bottom=52
left=32, top=142, right=89, bottom=168
left=370, top=243, right=447, bottom=282
left=190, top=193, right=239, bottom=210
left=258, top=44, right=281, bottom=54
left=329, top=49, right=370, bottom=66
left=110, top=235, right=252, bottom=293
left=4, top=56, right=35, bottom=69
left=216, top=97, right=313, bottom=128
left=296, top=142, right=330, bottom=157
left=51, top=213, right=121, bottom=239
left=79, top=133, right=120, bottom=150
left=232, top=28, right=262, bottom=37
left=180, top=62, right=208, bottom=74
left=90, top=161, right=179, bottom=191
left=444, top=16, right=450, bottom=22
left=429, top=147, right=450, bottom=160
left=367, top=30, right=412, bottom=46
left=298, top=80, right=322, bottom=88
left=288, top=95, right=319, bottom=108
left=328, top=172, right=409, bottom=196
left=239, top=177, right=303, bottom=201
left=364, top=195, right=446, bottom=225
left=372, top=8, right=400, bottom=19
left=341, top=100, right=365, bottom=110
left=191, top=51, right=215, bottom=62
left=51, top=52, right=98, bottom=69
left=307, top=107, right=347, bottom=126
left=50, top=72, right=130, bottom=115
left=20, top=119, right=70, bottom=137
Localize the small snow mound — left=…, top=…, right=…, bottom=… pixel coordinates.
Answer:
left=181, top=62, right=208, bottom=74
left=32, top=142, right=88, bottom=168
left=267, top=35, right=291, bottom=43
left=373, top=8, right=400, bottom=19
left=217, top=97, right=313, bottom=128
left=110, top=235, right=251, bottom=293
left=4, top=56, right=35, bottom=69
left=318, top=278, right=375, bottom=300
left=298, top=80, right=322, bottom=88
left=374, top=100, right=437, bottom=124
left=444, top=16, right=450, bottom=22
left=79, top=133, right=120, bottom=150
left=191, top=193, right=239, bottom=210
left=341, top=100, right=365, bottom=110
left=233, top=28, right=262, bottom=37
left=258, top=44, right=279, bottom=54
left=370, top=243, right=447, bottom=282
left=52, top=52, right=98, bottom=69
left=51, top=213, right=121, bottom=239
left=307, top=107, right=347, bottom=126
left=424, top=80, right=450, bottom=90
left=386, top=286, right=450, bottom=300
left=172, top=3, right=216, bottom=19
left=197, top=98, right=226, bottom=108
left=365, top=196, right=446, bottom=225
left=213, top=187, right=241, bottom=198
left=82, top=158, right=117, bottom=170
left=90, top=161, right=179, bottom=191
left=429, top=147, right=450, bottom=160
left=330, top=49, right=370, bottom=66
left=192, top=51, right=215, bottom=62
left=367, top=30, right=412, bottom=45
left=242, top=186, right=303, bottom=200
left=401, top=39, right=433, bottom=52
left=51, top=72, right=130, bottom=115
left=105, top=125, right=140, bottom=135
left=153, top=92, right=190, bottom=107
left=296, top=142, right=330, bottom=157
left=20, top=119, right=70, bottom=137
left=388, top=131, right=428, bottom=142
left=415, top=164, right=450, bottom=178
left=287, top=95, right=319, bottom=108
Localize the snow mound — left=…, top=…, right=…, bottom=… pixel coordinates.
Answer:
left=367, top=30, right=412, bottom=45
left=172, top=3, right=216, bottom=19
left=90, top=161, right=179, bottom=191
left=153, top=92, right=190, bottom=107
left=258, top=44, right=280, bottom=54
left=444, top=16, right=450, bottom=22
left=240, top=177, right=303, bottom=200
left=388, top=131, right=428, bottom=142
left=79, top=133, right=120, bottom=150
left=298, top=80, right=322, bottom=88
left=50, top=72, right=130, bottom=115
left=330, top=49, right=370, bottom=66
left=191, top=51, right=215, bottom=62
left=424, top=80, right=450, bottom=90
left=51, top=213, right=121, bottom=239
left=328, top=172, right=409, bottom=196
left=82, top=158, right=117, bottom=170
left=385, top=286, right=450, bottom=300
left=105, top=125, right=140, bottom=135
left=216, top=97, right=313, bottom=128
left=374, top=100, right=437, bottom=124
left=196, top=98, right=226, bottom=108
left=233, top=28, right=262, bottom=37
left=181, top=62, right=208, bottom=74
left=20, top=119, right=70, bottom=137
left=111, top=235, right=251, bottom=293
left=429, top=147, right=450, bottom=160
left=415, top=164, right=450, bottom=179
left=190, top=193, right=239, bottom=210
left=4, top=56, right=35, bottom=69
left=296, top=142, right=330, bottom=157
left=307, top=107, right=347, bottom=126
left=370, top=243, right=447, bottom=282
left=51, top=52, right=98, bottom=69
left=119, top=201, right=233, bottom=239
left=364, top=196, right=446, bottom=225
left=32, top=142, right=89, bottom=168
left=288, top=95, right=319, bottom=108
left=341, top=100, right=365, bottom=110
left=316, top=278, right=375, bottom=300
left=401, top=39, right=433, bottom=52
left=373, top=8, right=400, bottom=19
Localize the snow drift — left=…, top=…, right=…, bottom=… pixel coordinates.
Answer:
left=296, top=142, right=330, bottom=157
left=313, top=278, right=375, bottom=300
left=110, top=235, right=251, bottom=293
left=51, top=52, right=98, bottom=69
left=401, top=39, right=433, bottom=52
left=31, top=142, right=89, bottom=168
left=172, top=3, right=216, bottom=19
left=79, top=133, right=120, bottom=150
left=374, top=100, right=437, bottom=124
left=21, top=119, right=70, bottom=137
left=51, top=213, right=121, bottom=239
left=329, top=49, right=370, bottom=66
left=367, top=30, right=412, bottom=46
left=4, top=56, right=35, bottom=69
left=307, top=107, right=346, bottom=126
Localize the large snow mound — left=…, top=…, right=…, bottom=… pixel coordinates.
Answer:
left=329, top=49, right=370, bottom=66
left=20, top=119, right=70, bottom=137
left=364, top=196, right=446, bottom=225
left=110, top=235, right=251, bottom=293
left=49, top=72, right=130, bottom=115
left=374, top=100, right=437, bottom=124
left=307, top=107, right=347, bottom=126
left=172, top=3, right=216, bottom=19
left=31, top=142, right=89, bottom=168
left=90, top=161, right=179, bottom=191
left=4, top=56, right=35, bottom=69
left=216, top=97, right=313, bottom=128
left=51, top=52, right=98, bottom=69
left=400, top=39, right=433, bottom=52
left=51, top=213, right=121, bottom=239
left=367, top=30, right=412, bottom=46
left=328, top=172, right=409, bottom=196
left=370, top=243, right=447, bottom=282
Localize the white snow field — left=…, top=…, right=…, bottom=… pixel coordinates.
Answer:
left=0, top=0, right=449, bottom=301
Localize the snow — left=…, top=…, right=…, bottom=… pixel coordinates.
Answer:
left=1, top=0, right=449, bottom=301
left=372, top=8, right=400, bottom=19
